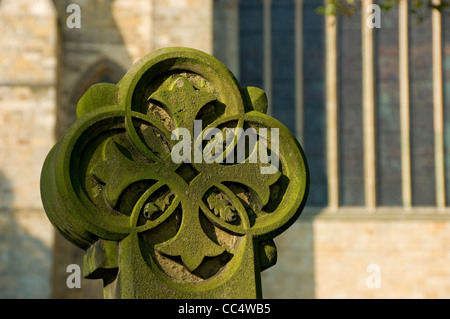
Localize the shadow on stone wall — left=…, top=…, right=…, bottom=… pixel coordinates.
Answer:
left=49, top=0, right=129, bottom=299
left=261, top=212, right=315, bottom=299
left=0, top=171, right=53, bottom=298
left=51, top=0, right=132, bottom=137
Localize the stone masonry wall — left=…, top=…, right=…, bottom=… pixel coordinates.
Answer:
left=0, top=0, right=57, bottom=298
left=152, top=0, right=213, bottom=53
left=262, top=209, right=450, bottom=299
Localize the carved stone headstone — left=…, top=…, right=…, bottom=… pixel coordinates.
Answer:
left=40, top=47, right=309, bottom=298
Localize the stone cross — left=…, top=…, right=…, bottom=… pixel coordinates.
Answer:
left=40, top=47, right=309, bottom=299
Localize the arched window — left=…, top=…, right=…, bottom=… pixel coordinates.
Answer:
left=74, top=59, right=125, bottom=103
left=64, top=59, right=125, bottom=129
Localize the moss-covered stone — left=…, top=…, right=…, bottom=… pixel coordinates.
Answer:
left=40, top=47, right=309, bottom=299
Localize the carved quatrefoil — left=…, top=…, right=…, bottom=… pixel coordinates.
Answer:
left=40, top=48, right=309, bottom=298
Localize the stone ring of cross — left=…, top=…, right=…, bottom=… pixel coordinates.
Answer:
left=41, top=47, right=309, bottom=298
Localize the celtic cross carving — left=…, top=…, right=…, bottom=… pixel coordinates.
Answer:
left=40, top=48, right=309, bottom=299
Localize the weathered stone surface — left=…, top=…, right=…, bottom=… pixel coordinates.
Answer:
left=40, top=47, right=309, bottom=298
